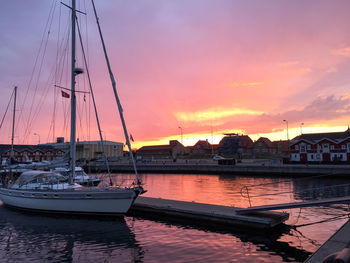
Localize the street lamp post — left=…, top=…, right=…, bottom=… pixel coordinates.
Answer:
left=300, top=123, right=304, bottom=135
left=283, top=120, right=289, bottom=141
left=34, top=133, right=40, bottom=144
left=178, top=126, right=183, bottom=145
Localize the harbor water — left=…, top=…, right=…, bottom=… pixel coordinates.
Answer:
left=0, top=173, right=349, bottom=262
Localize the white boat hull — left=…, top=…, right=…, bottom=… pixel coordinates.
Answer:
left=0, top=188, right=138, bottom=215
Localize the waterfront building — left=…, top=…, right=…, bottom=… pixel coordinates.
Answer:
left=136, top=140, right=187, bottom=159
left=252, top=137, right=276, bottom=155
left=219, top=133, right=253, bottom=156
left=273, top=140, right=290, bottom=156
left=188, top=139, right=219, bottom=155
left=44, top=138, right=123, bottom=161
left=0, top=144, right=65, bottom=162
left=290, top=129, right=350, bottom=163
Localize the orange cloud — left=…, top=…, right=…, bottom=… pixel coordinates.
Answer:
left=332, top=46, right=350, bottom=57
left=174, top=107, right=264, bottom=123
left=278, top=61, right=299, bottom=67
left=229, top=81, right=264, bottom=87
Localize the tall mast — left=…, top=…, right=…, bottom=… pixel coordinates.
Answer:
left=69, top=0, right=77, bottom=184
left=10, top=86, right=17, bottom=160
left=91, top=0, right=141, bottom=185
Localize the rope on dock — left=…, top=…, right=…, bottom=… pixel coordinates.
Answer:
left=292, top=213, right=350, bottom=228
left=239, top=173, right=350, bottom=206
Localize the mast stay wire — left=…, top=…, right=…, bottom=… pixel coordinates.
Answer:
left=91, top=0, right=141, bottom=186
left=83, top=0, right=91, bottom=141
left=24, top=1, right=73, bottom=144
left=25, top=53, right=62, bottom=144
left=50, top=2, right=63, bottom=143
left=60, top=18, right=71, bottom=140
left=0, top=89, right=15, bottom=130
left=81, top=0, right=90, bottom=142
left=22, top=1, right=58, bottom=142
left=36, top=6, right=71, bottom=144
left=16, top=0, right=57, bottom=141
left=76, top=16, right=113, bottom=185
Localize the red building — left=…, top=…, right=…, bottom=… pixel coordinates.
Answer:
left=189, top=139, right=216, bottom=155
left=290, top=129, right=350, bottom=163
left=252, top=137, right=276, bottom=154
left=0, top=144, right=65, bottom=162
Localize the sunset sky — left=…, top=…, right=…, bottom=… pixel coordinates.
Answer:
left=1, top=0, right=350, bottom=149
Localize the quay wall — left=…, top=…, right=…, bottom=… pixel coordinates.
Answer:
left=84, top=163, right=350, bottom=177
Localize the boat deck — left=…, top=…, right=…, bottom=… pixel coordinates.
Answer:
left=130, top=197, right=289, bottom=230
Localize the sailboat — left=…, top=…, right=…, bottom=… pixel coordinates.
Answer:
left=51, top=166, right=101, bottom=186
left=0, top=0, right=144, bottom=215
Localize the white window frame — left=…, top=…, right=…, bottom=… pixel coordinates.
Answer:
left=323, top=143, right=329, bottom=153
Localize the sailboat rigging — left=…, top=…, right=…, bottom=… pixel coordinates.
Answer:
left=0, top=0, right=145, bottom=215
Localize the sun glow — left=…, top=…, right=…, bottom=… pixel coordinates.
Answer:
left=174, top=108, right=264, bottom=123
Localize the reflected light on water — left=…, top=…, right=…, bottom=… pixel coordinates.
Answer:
left=110, top=173, right=350, bottom=254
left=0, top=173, right=348, bottom=263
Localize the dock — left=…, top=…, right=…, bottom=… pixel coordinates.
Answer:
left=236, top=196, right=350, bottom=213
left=129, top=197, right=289, bottom=230
left=305, top=219, right=350, bottom=262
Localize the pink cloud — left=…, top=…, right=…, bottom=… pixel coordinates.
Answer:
left=1, top=1, right=350, bottom=146
left=332, top=46, right=350, bottom=57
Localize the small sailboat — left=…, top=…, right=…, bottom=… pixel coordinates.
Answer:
left=51, top=166, right=101, bottom=186
left=0, top=0, right=144, bottom=215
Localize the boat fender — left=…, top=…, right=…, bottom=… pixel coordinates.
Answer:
left=322, top=248, right=350, bottom=263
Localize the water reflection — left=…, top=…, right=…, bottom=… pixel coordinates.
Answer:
left=0, top=204, right=144, bottom=262
left=109, top=173, right=349, bottom=256
left=3, top=173, right=347, bottom=262
left=130, top=214, right=311, bottom=262
left=293, top=178, right=350, bottom=201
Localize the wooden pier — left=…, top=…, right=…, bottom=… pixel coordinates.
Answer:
left=129, top=197, right=289, bottom=230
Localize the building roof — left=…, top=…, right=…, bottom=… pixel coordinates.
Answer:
left=254, top=137, right=275, bottom=148
left=0, top=144, right=58, bottom=154
left=193, top=140, right=212, bottom=150
left=44, top=140, right=123, bottom=146
left=137, top=145, right=172, bottom=152
left=239, top=135, right=253, bottom=148
left=291, top=129, right=350, bottom=145
left=137, top=140, right=185, bottom=153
